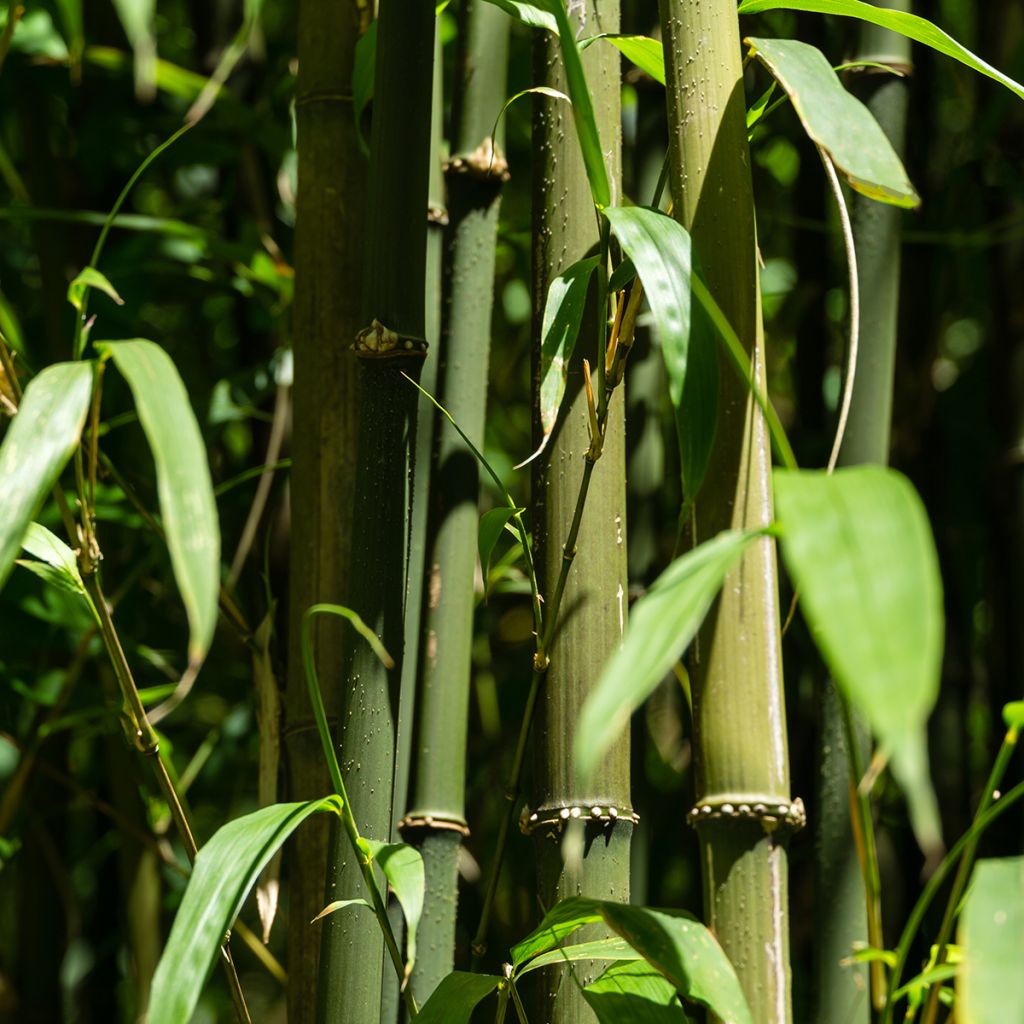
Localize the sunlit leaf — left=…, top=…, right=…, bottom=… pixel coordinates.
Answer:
left=148, top=798, right=340, bottom=1024
left=588, top=34, right=665, bottom=84
left=603, top=205, right=717, bottom=502
left=774, top=467, right=943, bottom=856
left=958, top=857, right=1024, bottom=1023
left=415, top=971, right=503, bottom=1023
left=311, top=897, right=372, bottom=923
left=67, top=266, right=124, bottom=312
left=100, top=340, right=220, bottom=665
left=737, top=0, right=1024, bottom=102
left=364, top=839, right=424, bottom=976
left=0, top=361, right=94, bottom=591
left=512, top=896, right=604, bottom=967
left=584, top=960, right=691, bottom=1023
left=599, top=905, right=752, bottom=1024
left=110, top=0, right=157, bottom=100
left=480, top=0, right=557, bottom=33
left=17, top=523, right=98, bottom=618
left=516, top=936, right=641, bottom=976
left=745, top=37, right=918, bottom=207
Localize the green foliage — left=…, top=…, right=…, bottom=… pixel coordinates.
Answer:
left=0, top=361, right=93, bottom=589
left=957, top=858, right=1024, bottom=1022
left=415, top=971, right=503, bottom=1022
left=584, top=961, right=690, bottom=1023
left=100, top=340, right=221, bottom=664
left=775, top=468, right=943, bottom=855
left=745, top=37, right=919, bottom=207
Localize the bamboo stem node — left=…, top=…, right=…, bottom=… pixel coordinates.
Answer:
left=688, top=794, right=806, bottom=834
left=353, top=318, right=427, bottom=357
left=446, top=138, right=511, bottom=184
left=521, top=802, right=639, bottom=838
left=398, top=814, right=470, bottom=838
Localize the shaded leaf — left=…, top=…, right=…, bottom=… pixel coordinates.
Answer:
left=774, top=467, right=943, bottom=855
left=110, top=0, right=157, bottom=100
left=480, top=506, right=524, bottom=583
left=584, top=961, right=691, bottom=1023
left=148, top=798, right=340, bottom=1024
left=101, top=340, right=220, bottom=664
left=415, top=971, right=503, bottom=1023
left=364, top=839, right=424, bottom=976
left=746, top=37, right=918, bottom=207
left=599, top=905, right=752, bottom=1024
left=603, top=206, right=716, bottom=502
left=0, top=361, right=94, bottom=590
left=85, top=45, right=217, bottom=101
left=958, top=857, right=1024, bottom=1023
left=575, top=531, right=757, bottom=784
left=736, top=0, right=1024, bottom=101
left=353, top=19, right=377, bottom=155
left=67, top=266, right=124, bottom=312
left=517, top=936, right=641, bottom=976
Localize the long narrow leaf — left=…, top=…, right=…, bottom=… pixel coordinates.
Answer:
left=737, top=0, right=1024, bottom=101
left=574, top=530, right=757, bottom=784
left=0, top=361, right=94, bottom=590
left=746, top=37, right=918, bottom=208
left=584, top=961, right=690, bottom=1023
left=101, top=340, right=220, bottom=665
left=364, top=839, right=425, bottom=978
left=148, top=798, right=340, bottom=1024
left=774, top=467, right=944, bottom=856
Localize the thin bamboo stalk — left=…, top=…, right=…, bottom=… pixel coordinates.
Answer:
left=315, top=4, right=436, bottom=1022
left=658, top=2, right=795, bottom=1020
left=529, top=4, right=633, bottom=1019
left=400, top=1, right=510, bottom=1006
left=286, top=3, right=365, bottom=1021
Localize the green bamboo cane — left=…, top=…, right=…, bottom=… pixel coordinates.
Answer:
left=658, top=2, right=797, bottom=1021
left=315, top=4, right=436, bottom=1022
left=814, top=7, right=913, bottom=1021
left=399, top=1, right=510, bottom=1006
left=528, top=4, right=633, bottom=1019
left=287, top=4, right=365, bottom=1022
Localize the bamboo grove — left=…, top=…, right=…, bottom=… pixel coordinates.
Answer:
left=0, top=1, right=1023, bottom=1023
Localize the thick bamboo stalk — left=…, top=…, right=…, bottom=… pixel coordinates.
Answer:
left=286, top=4, right=365, bottom=1022
left=658, top=2, right=796, bottom=1021
left=400, top=1, right=509, bottom=1006
left=529, top=4, right=633, bottom=1020
left=316, top=4, right=436, bottom=1022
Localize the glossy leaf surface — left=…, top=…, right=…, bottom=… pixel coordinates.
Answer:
left=364, top=839, right=424, bottom=975
left=584, top=961, right=691, bottom=1023
left=415, top=971, right=503, bottom=1023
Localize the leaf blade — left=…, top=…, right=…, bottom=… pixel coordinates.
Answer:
left=415, top=971, right=503, bottom=1023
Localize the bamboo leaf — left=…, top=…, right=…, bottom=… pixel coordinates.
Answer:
left=481, top=0, right=557, bottom=32
left=100, top=340, right=220, bottom=665
left=311, top=897, right=372, bottom=923
left=575, top=530, right=757, bottom=785
left=480, top=506, right=524, bottom=584
left=67, top=266, right=124, bottom=312
left=511, top=896, right=604, bottom=967
left=353, top=19, right=377, bottom=155
left=516, top=936, right=641, bottom=976
left=0, top=361, right=94, bottom=591
left=519, top=254, right=600, bottom=466
left=774, top=467, right=944, bottom=856
left=415, top=971, right=503, bottom=1023
left=603, top=206, right=717, bottom=502
left=587, top=33, right=665, bottom=84
left=737, top=0, right=1024, bottom=101
left=17, top=523, right=98, bottom=617
left=599, top=905, right=753, bottom=1024
left=109, top=0, right=157, bottom=100
left=584, top=961, right=692, bottom=1023
left=148, top=798, right=340, bottom=1024
left=746, top=37, right=919, bottom=208
left=364, top=839, right=424, bottom=977
left=958, top=857, right=1024, bottom=1023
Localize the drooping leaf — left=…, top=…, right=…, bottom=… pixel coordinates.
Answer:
left=774, top=467, right=943, bottom=855
left=101, top=340, right=220, bottom=665
left=511, top=896, right=604, bottom=967
left=516, top=936, right=641, bottom=976
left=148, top=798, right=340, bottom=1024
left=311, top=897, right=372, bottom=923
left=746, top=37, right=918, bottom=208
left=67, top=266, right=124, bottom=312
left=737, top=0, right=1024, bottom=101
left=599, top=905, right=753, bottom=1024
left=480, top=506, right=524, bottom=583
left=481, top=0, right=556, bottom=32
left=588, top=33, right=665, bottom=84
left=603, top=206, right=717, bottom=502
left=958, top=857, right=1024, bottom=1023
left=522, top=254, right=599, bottom=465
left=415, top=971, right=503, bottom=1023
left=584, top=961, right=691, bottom=1024
left=364, top=839, right=424, bottom=976
left=492, top=85, right=570, bottom=154
left=575, top=530, right=757, bottom=784
left=0, top=361, right=94, bottom=591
